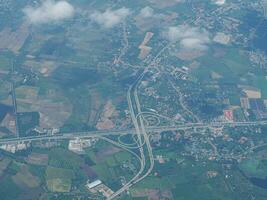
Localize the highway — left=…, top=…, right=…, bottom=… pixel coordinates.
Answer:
left=108, top=63, right=157, bottom=198
left=0, top=129, right=134, bottom=145
left=11, top=61, right=19, bottom=137
left=107, top=76, right=146, bottom=200
left=110, top=43, right=185, bottom=198
left=0, top=121, right=266, bottom=145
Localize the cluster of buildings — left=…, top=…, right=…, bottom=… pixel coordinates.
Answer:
left=68, top=137, right=98, bottom=154
left=0, top=142, right=29, bottom=153
left=0, top=136, right=98, bottom=154
left=213, top=32, right=231, bottom=45
left=249, top=50, right=267, bottom=69
left=33, top=126, right=59, bottom=135
left=223, top=109, right=234, bottom=122
left=86, top=179, right=114, bottom=199
left=240, top=96, right=267, bottom=120
left=171, top=66, right=189, bottom=80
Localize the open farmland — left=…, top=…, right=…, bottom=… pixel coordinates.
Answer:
left=46, top=166, right=73, bottom=192
left=12, top=166, right=40, bottom=188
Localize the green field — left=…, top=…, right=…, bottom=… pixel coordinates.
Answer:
left=132, top=176, right=175, bottom=190
left=0, top=54, right=11, bottom=71
left=252, top=76, right=267, bottom=99
left=48, top=148, right=83, bottom=169
left=91, top=163, right=116, bottom=181
left=0, top=177, right=21, bottom=200
left=46, top=166, right=73, bottom=192
left=46, top=166, right=73, bottom=180
left=239, top=157, right=267, bottom=178
left=0, top=158, right=11, bottom=175
left=223, top=49, right=250, bottom=76
left=0, top=80, right=11, bottom=101
left=195, top=48, right=250, bottom=83
left=47, top=178, right=72, bottom=193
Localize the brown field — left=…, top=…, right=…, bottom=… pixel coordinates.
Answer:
left=243, top=89, right=261, bottom=98
left=139, top=46, right=152, bottom=60
left=80, top=163, right=97, bottom=179
left=12, top=166, right=40, bottom=188
left=132, top=188, right=173, bottom=200
left=95, top=146, right=121, bottom=162
left=101, top=101, right=116, bottom=118
left=16, top=86, right=39, bottom=100
left=88, top=90, right=104, bottom=127
left=16, top=85, right=72, bottom=128
left=0, top=23, right=29, bottom=53
left=96, top=100, right=117, bottom=130
left=38, top=101, right=72, bottom=128
left=26, top=153, right=49, bottom=166
left=96, top=119, right=115, bottom=130
left=141, top=32, right=154, bottom=47
left=1, top=113, right=16, bottom=134
left=138, top=32, right=154, bottom=60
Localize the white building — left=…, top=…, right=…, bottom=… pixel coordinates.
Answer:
left=86, top=180, right=102, bottom=189
left=68, top=137, right=97, bottom=154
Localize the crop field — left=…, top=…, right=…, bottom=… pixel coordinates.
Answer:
left=16, top=86, right=39, bottom=100
left=223, top=49, right=250, bottom=76
left=0, top=158, right=11, bottom=176
left=46, top=166, right=73, bottom=192
left=0, top=176, right=21, bottom=200
left=16, top=84, right=72, bottom=128
left=48, top=148, right=83, bottom=169
left=47, top=178, right=72, bottom=193
left=12, top=166, right=40, bottom=188
left=252, top=76, right=267, bottom=99
left=26, top=153, right=49, bottom=166
left=0, top=81, right=11, bottom=102
left=0, top=54, right=11, bottom=71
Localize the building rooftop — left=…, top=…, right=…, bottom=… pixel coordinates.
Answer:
left=87, top=180, right=102, bottom=189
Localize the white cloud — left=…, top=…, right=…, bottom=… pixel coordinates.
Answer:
left=212, top=0, right=226, bottom=5
left=23, top=0, right=74, bottom=24
left=163, top=25, right=211, bottom=51
left=139, top=6, right=155, bottom=18
left=90, top=7, right=131, bottom=28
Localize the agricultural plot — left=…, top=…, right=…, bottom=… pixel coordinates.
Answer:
left=16, top=85, right=72, bottom=129
left=12, top=166, right=40, bottom=188
left=46, top=166, right=73, bottom=192
left=0, top=158, right=11, bottom=176
left=26, top=153, right=49, bottom=166
left=0, top=54, right=11, bottom=72
left=0, top=81, right=11, bottom=102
